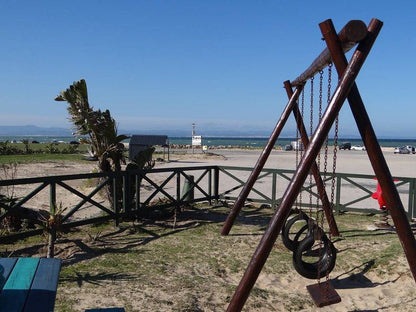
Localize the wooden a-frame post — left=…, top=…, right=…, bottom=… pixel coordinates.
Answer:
left=225, top=18, right=416, bottom=312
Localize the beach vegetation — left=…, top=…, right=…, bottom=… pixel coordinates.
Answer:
left=0, top=162, right=21, bottom=233
left=0, top=140, right=20, bottom=155
left=1, top=205, right=410, bottom=311
left=42, top=202, right=66, bottom=258
left=55, top=79, right=128, bottom=174
left=0, top=140, right=88, bottom=157
left=0, top=153, right=88, bottom=164
left=55, top=79, right=129, bottom=210
left=55, top=79, right=158, bottom=216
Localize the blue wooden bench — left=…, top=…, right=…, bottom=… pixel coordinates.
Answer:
left=0, top=257, right=61, bottom=312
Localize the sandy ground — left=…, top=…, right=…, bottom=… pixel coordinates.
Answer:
left=2, top=149, right=416, bottom=311
left=162, top=147, right=416, bottom=177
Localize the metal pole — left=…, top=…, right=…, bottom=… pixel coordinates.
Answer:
left=226, top=20, right=380, bottom=311
left=221, top=85, right=304, bottom=235
left=284, top=81, right=339, bottom=236
left=320, top=18, right=416, bottom=283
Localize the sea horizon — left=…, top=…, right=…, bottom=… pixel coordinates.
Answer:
left=1, top=135, right=416, bottom=149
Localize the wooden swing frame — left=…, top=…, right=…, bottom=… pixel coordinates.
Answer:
left=220, top=20, right=371, bottom=237
left=223, top=18, right=416, bottom=311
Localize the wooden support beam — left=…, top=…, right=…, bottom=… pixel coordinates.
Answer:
left=320, top=18, right=416, bottom=283
left=225, top=19, right=382, bottom=312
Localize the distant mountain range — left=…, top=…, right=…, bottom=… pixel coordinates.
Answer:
left=0, top=125, right=73, bottom=136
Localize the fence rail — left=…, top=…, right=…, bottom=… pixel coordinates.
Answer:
left=0, top=165, right=415, bottom=241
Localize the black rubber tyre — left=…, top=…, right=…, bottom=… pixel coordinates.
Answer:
left=292, top=233, right=337, bottom=280
left=282, top=212, right=311, bottom=251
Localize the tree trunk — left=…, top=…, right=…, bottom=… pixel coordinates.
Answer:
left=47, top=229, right=56, bottom=258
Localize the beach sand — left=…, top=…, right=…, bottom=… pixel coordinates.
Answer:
left=2, top=148, right=416, bottom=311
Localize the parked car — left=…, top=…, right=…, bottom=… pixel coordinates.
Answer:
left=394, top=146, right=410, bottom=154
left=405, top=145, right=415, bottom=154
left=339, top=142, right=351, bottom=150
left=284, top=144, right=293, bottom=151
left=351, top=145, right=366, bottom=151
left=291, top=141, right=304, bottom=151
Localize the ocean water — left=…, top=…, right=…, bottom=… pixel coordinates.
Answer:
left=1, top=135, right=415, bottom=148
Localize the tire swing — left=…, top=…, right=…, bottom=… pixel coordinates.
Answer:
left=292, top=65, right=341, bottom=307
left=281, top=211, right=312, bottom=251
left=293, top=225, right=337, bottom=279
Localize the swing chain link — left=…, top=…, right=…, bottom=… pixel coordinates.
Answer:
left=317, top=70, right=324, bottom=212
left=327, top=63, right=336, bottom=287
left=309, top=76, right=314, bottom=217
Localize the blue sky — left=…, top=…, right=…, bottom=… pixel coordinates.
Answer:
left=0, top=1, right=415, bottom=138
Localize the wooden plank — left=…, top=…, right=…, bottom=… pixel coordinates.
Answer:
left=0, top=258, right=17, bottom=291
left=23, top=258, right=61, bottom=312
left=306, top=281, right=341, bottom=307
left=0, top=258, right=40, bottom=312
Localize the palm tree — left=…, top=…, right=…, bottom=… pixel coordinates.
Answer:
left=55, top=79, right=128, bottom=172
left=55, top=79, right=128, bottom=206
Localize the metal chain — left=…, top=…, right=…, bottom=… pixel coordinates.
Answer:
left=323, top=64, right=332, bottom=194
left=331, top=117, right=339, bottom=212
left=317, top=70, right=324, bottom=217
left=326, top=63, right=335, bottom=286
left=309, top=76, right=314, bottom=218
left=296, top=88, right=305, bottom=211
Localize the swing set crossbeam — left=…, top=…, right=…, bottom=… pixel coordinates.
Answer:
left=291, top=20, right=367, bottom=86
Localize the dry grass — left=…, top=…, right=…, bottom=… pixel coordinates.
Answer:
left=2, top=204, right=416, bottom=311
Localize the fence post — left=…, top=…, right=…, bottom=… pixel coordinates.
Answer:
left=176, top=171, right=181, bottom=211
left=208, top=169, right=212, bottom=205
left=135, top=173, right=140, bottom=219
left=113, top=176, right=119, bottom=227
left=50, top=182, right=56, bottom=210
left=181, top=175, right=195, bottom=202
left=122, top=172, right=132, bottom=214
left=272, top=172, right=277, bottom=208
left=48, top=182, right=57, bottom=258
left=123, top=175, right=127, bottom=214
left=335, top=175, right=341, bottom=212
left=214, top=167, right=219, bottom=204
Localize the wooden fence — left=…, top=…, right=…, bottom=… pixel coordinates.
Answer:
left=0, top=166, right=415, bottom=241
